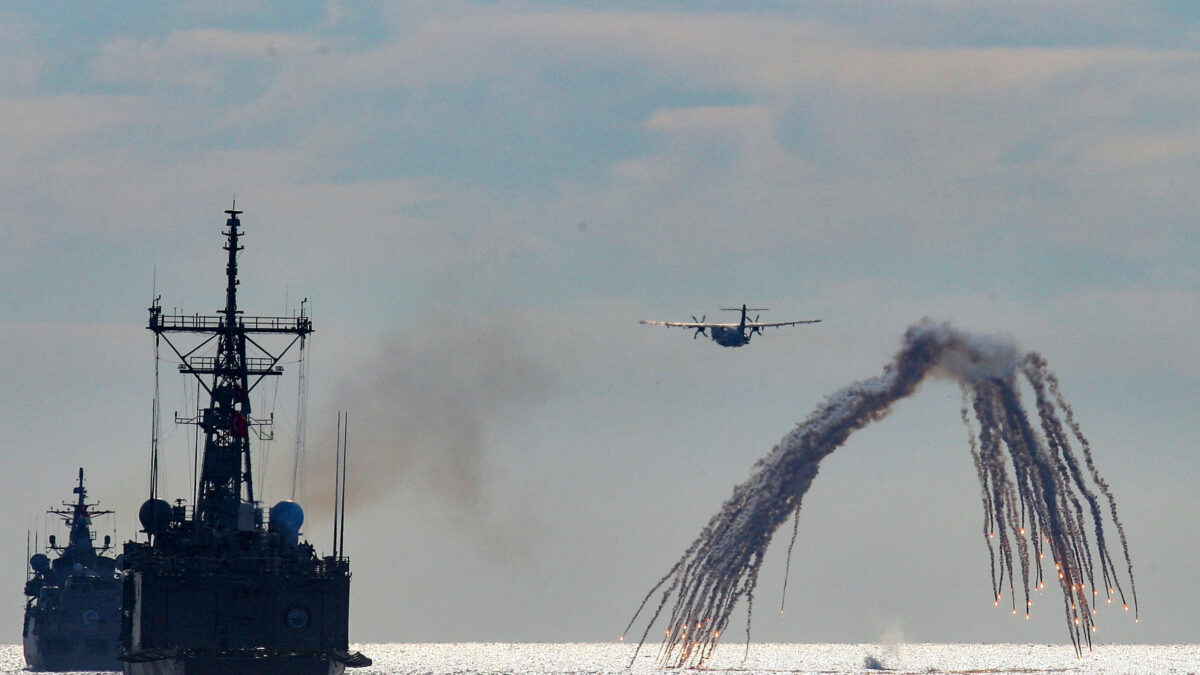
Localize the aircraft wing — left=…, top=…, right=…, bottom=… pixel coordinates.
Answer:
left=746, top=319, right=822, bottom=328
left=639, top=320, right=741, bottom=329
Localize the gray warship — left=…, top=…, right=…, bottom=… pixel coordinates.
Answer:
left=23, top=468, right=122, bottom=671
left=119, top=207, right=370, bottom=675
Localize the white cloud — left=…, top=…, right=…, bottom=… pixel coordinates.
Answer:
left=2, top=6, right=1195, bottom=280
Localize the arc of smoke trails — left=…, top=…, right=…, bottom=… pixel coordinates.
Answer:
left=623, top=319, right=1137, bottom=668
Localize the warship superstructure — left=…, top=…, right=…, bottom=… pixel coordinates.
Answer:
left=24, top=468, right=122, bottom=671
left=119, top=208, right=370, bottom=675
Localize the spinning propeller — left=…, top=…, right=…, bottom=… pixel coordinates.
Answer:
left=749, top=313, right=762, bottom=336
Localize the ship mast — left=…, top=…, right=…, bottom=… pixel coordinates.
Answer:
left=149, top=208, right=312, bottom=532
left=47, top=468, right=114, bottom=562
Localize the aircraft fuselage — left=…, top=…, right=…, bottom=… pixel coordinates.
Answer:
left=710, top=326, right=750, bottom=347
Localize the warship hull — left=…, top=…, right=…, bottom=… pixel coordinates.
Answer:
left=122, top=648, right=356, bottom=675
left=24, top=632, right=122, bottom=672
left=121, top=557, right=360, bottom=675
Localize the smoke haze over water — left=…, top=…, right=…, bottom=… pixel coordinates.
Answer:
left=625, top=319, right=1137, bottom=668
left=304, top=316, right=554, bottom=522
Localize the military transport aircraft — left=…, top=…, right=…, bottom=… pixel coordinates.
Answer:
left=640, top=304, right=820, bottom=348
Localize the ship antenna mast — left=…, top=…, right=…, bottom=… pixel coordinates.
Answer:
left=332, top=412, right=341, bottom=560
left=151, top=305, right=161, bottom=502
left=331, top=411, right=350, bottom=561
left=150, top=267, right=161, bottom=502
left=339, top=411, right=349, bottom=559
left=291, top=297, right=309, bottom=502
left=148, top=206, right=313, bottom=532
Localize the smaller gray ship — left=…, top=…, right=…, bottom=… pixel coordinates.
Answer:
left=24, top=468, right=122, bottom=671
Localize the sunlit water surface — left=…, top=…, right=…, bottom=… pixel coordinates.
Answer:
left=0, top=643, right=1195, bottom=674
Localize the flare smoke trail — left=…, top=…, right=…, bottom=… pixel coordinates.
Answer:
left=623, top=319, right=1137, bottom=668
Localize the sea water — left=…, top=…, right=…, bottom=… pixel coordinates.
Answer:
left=0, top=642, right=1195, bottom=674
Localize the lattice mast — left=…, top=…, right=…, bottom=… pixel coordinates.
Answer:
left=148, top=208, right=312, bottom=532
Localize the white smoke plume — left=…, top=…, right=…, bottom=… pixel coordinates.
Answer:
left=624, top=319, right=1137, bottom=668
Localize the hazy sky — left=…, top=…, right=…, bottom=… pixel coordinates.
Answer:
left=1, top=1, right=1197, bottom=649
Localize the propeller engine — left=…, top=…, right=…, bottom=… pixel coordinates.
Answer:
left=692, top=315, right=706, bottom=339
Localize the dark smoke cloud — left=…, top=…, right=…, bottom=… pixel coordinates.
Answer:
left=624, top=319, right=1137, bottom=668
left=301, top=314, right=554, bottom=521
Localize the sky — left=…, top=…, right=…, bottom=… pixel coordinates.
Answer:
left=1, top=0, right=1197, bottom=649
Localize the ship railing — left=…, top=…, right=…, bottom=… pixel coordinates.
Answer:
left=151, top=313, right=312, bottom=334
left=181, top=356, right=284, bottom=375
left=141, top=553, right=350, bottom=578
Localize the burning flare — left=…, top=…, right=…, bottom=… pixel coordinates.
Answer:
left=624, top=319, right=1137, bottom=668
